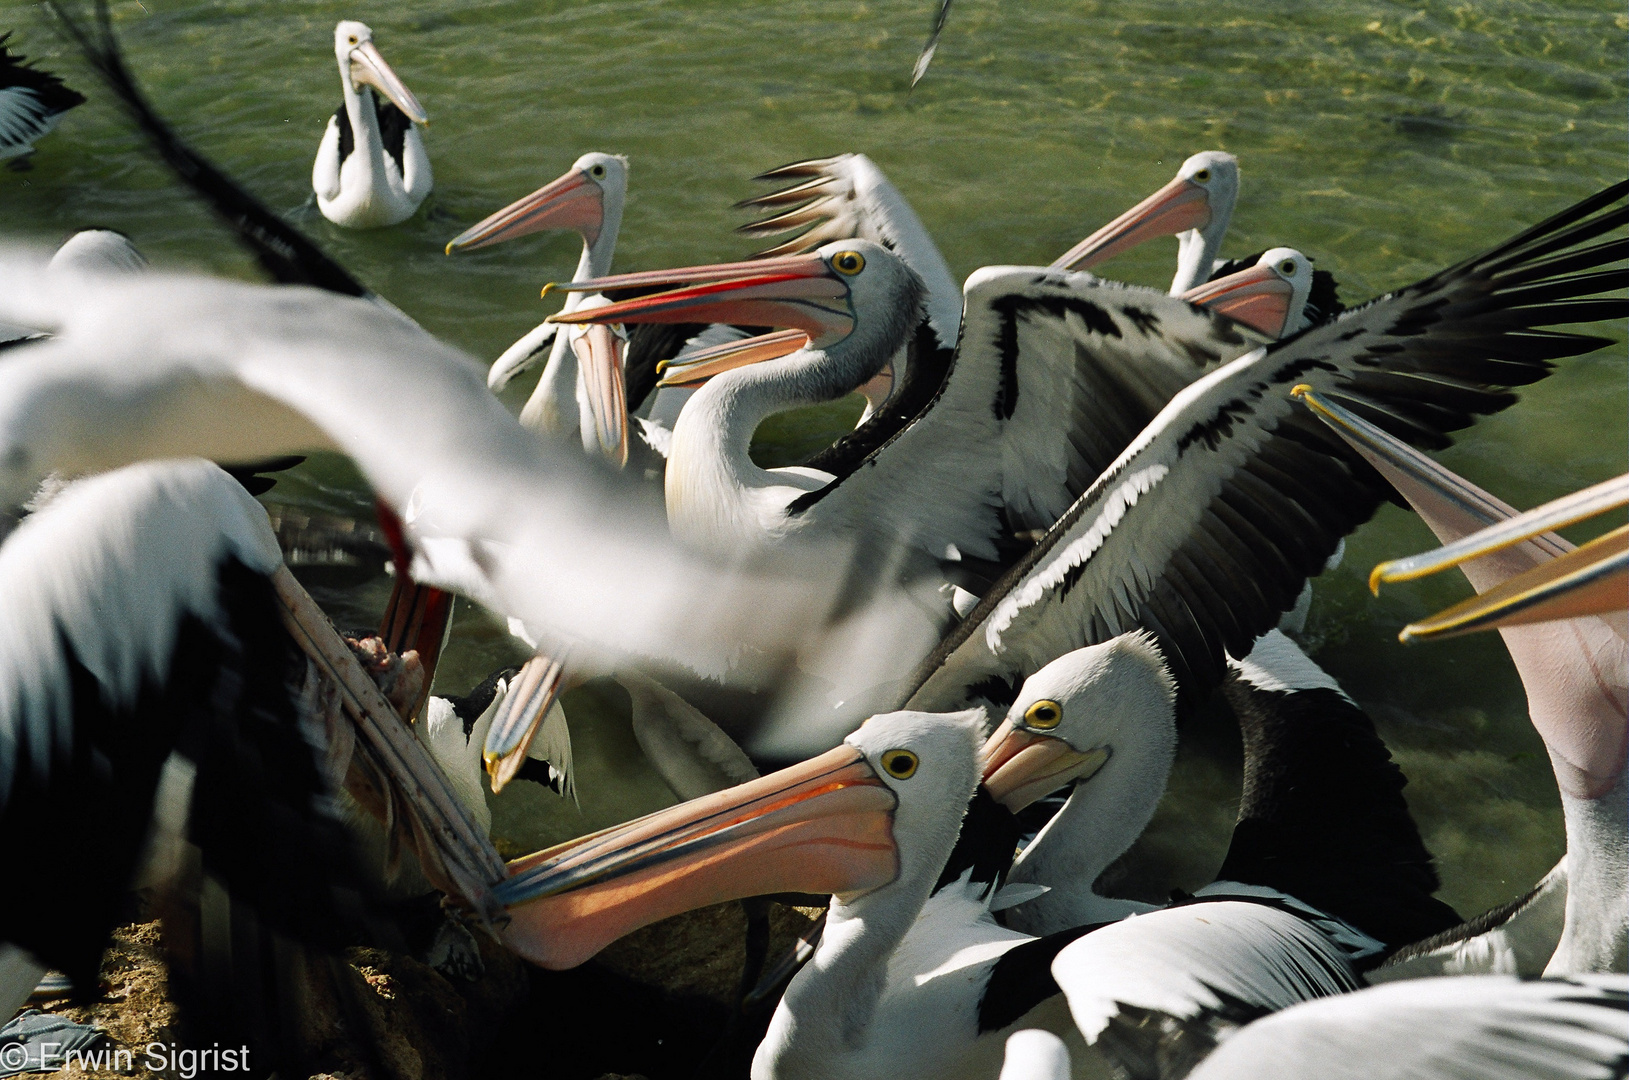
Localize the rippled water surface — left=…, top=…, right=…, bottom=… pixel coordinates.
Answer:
left=2, top=0, right=1623, bottom=917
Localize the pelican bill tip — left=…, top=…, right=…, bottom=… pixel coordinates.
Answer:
left=1368, top=565, right=1389, bottom=595
left=1290, top=383, right=1314, bottom=399
left=541, top=282, right=558, bottom=299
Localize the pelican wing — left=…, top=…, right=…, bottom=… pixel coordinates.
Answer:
left=907, top=182, right=1626, bottom=711
left=739, top=153, right=964, bottom=348
left=1051, top=900, right=1360, bottom=1056
left=792, top=270, right=1261, bottom=577
left=0, top=261, right=881, bottom=691
left=1183, top=975, right=1629, bottom=1080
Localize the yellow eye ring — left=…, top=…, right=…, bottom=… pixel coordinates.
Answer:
left=1192, top=168, right=1211, bottom=182
left=880, top=748, right=918, bottom=779
left=1023, top=699, right=1063, bottom=729
left=832, top=250, right=865, bottom=276
left=590, top=164, right=606, bottom=178
left=348, top=35, right=358, bottom=44
left=1279, top=259, right=1297, bottom=275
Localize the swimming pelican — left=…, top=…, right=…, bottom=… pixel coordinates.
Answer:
left=447, top=152, right=630, bottom=462
left=312, top=21, right=431, bottom=229
left=1052, top=151, right=1239, bottom=294
left=1297, top=389, right=1627, bottom=977
left=0, top=33, right=84, bottom=164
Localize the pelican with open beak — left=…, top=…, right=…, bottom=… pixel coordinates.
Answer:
left=1373, top=475, right=1627, bottom=641
left=312, top=20, right=431, bottom=229
left=1295, top=386, right=1629, bottom=642
left=1179, top=247, right=1314, bottom=339
left=492, top=709, right=969, bottom=970
left=1052, top=151, right=1239, bottom=294
left=447, top=152, right=631, bottom=464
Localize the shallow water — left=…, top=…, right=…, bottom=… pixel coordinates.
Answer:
left=2, top=0, right=1623, bottom=918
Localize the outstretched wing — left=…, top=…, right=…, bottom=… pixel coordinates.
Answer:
left=907, top=182, right=1627, bottom=712
left=791, top=269, right=1264, bottom=578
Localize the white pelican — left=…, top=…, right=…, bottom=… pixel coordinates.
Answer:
left=480, top=655, right=1388, bottom=1080
left=0, top=460, right=496, bottom=1027
left=902, top=180, right=1627, bottom=724
left=311, top=21, right=431, bottom=229
left=1183, top=974, right=1629, bottom=1080
left=983, top=629, right=1459, bottom=939
left=1052, top=151, right=1239, bottom=294
left=447, top=152, right=631, bottom=462
left=1298, top=389, right=1627, bottom=977
left=0, top=33, right=83, bottom=164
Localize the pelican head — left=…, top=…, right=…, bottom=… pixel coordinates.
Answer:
left=548, top=238, right=924, bottom=369
left=446, top=152, right=628, bottom=255
left=492, top=708, right=983, bottom=969
left=1181, top=247, right=1314, bottom=339
left=333, top=21, right=428, bottom=125
left=1053, top=150, right=1239, bottom=273
left=978, top=632, right=1177, bottom=813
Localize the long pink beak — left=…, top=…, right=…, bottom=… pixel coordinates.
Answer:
left=1052, top=175, right=1212, bottom=271
left=446, top=167, right=605, bottom=254
left=1180, top=263, right=1294, bottom=338
left=546, top=252, right=853, bottom=343
left=494, top=743, right=899, bottom=969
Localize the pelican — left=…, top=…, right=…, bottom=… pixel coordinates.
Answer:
left=1052, top=151, right=1240, bottom=294
left=478, top=646, right=1408, bottom=1080
left=902, top=181, right=1627, bottom=726
left=0, top=33, right=84, bottom=164
left=0, top=460, right=497, bottom=1034
left=447, top=152, right=630, bottom=462
left=312, top=21, right=430, bottom=229
left=969, top=631, right=1459, bottom=1060
left=1183, top=974, right=1629, bottom=1080
left=1297, top=389, right=1627, bottom=977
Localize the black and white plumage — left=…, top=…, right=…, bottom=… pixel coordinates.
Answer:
left=0, top=461, right=386, bottom=1020
left=970, top=630, right=1458, bottom=1071
left=1183, top=975, right=1629, bottom=1080
left=311, top=20, right=431, bottom=228
left=0, top=33, right=84, bottom=162
left=904, top=181, right=1628, bottom=720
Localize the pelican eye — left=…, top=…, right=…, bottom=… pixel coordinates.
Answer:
left=348, top=35, right=358, bottom=44
left=590, top=164, right=606, bottom=179
left=1279, top=259, right=1297, bottom=275
left=1192, top=168, right=1211, bottom=182
left=832, top=250, right=865, bottom=275
left=1023, top=699, right=1063, bottom=729
left=880, top=749, right=919, bottom=779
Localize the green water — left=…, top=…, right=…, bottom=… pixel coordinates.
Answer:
left=2, top=0, right=1623, bottom=919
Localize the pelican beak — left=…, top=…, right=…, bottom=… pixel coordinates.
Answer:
left=349, top=40, right=428, bottom=125
left=978, top=719, right=1110, bottom=813
left=1051, top=174, right=1212, bottom=272
left=494, top=743, right=899, bottom=969
left=573, top=321, right=630, bottom=466
left=1179, top=263, right=1293, bottom=338
left=656, top=329, right=810, bottom=388
left=446, top=167, right=605, bottom=254
left=543, top=252, right=854, bottom=344
left=1393, top=526, right=1628, bottom=641
left=484, top=651, right=569, bottom=792
left=1292, top=386, right=1629, bottom=639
